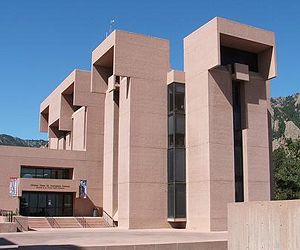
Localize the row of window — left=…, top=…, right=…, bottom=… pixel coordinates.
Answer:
left=20, top=167, right=72, bottom=180
left=168, top=114, right=185, bottom=148
left=168, top=83, right=185, bottom=114
left=167, top=83, right=186, bottom=219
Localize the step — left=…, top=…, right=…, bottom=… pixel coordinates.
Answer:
left=78, top=217, right=108, bottom=228
left=28, top=217, right=51, bottom=229
left=28, top=217, right=109, bottom=229
left=53, top=217, right=82, bottom=228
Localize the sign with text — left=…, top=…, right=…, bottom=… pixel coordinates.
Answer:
left=30, top=183, right=71, bottom=191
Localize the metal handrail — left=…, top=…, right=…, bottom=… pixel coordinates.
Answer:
left=46, top=217, right=60, bottom=228
left=76, top=217, right=90, bottom=228
left=102, top=210, right=115, bottom=227
left=14, top=217, right=27, bottom=232
left=0, top=209, right=13, bottom=222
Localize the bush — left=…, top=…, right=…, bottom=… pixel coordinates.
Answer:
left=273, top=139, right=300, bottom=200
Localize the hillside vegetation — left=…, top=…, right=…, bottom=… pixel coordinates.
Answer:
left=271, top=93, right=300, bottom=199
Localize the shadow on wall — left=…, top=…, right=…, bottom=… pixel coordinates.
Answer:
left=209, top=66, right=267, bottom=107
left=209, top=66, right=233, bottom=107
left=74, top=196, right=102, bottom=217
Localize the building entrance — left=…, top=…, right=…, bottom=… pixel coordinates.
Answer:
left=20, top=191, right=73, bottom=216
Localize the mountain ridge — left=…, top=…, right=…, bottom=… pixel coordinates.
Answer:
left=272, top=93, right=300, bottom=149
left=0, top=134, right=48, bottom=148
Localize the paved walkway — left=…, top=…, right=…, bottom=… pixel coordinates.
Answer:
left=0, top=228, right=227, bottom=249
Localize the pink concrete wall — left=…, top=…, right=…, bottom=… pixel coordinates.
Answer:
left=112, top=31, right=170, bottom=229
left=0, top=146, right=102, bottom=216
left=117, top=76, right=131, bottom=228
left=72, top=107, right=86, bottom=151
left=243, top=73, right=271, bottom=201
left=103, top=76, right=119, bottom=219
left=208, top=67, right=235, bottom=231
left=228, top=200, right=300, bottom=250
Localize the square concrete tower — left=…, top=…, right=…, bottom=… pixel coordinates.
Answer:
left=91, top=30, right=170, bottom=228
left=184, top=17, right=276, bottom=231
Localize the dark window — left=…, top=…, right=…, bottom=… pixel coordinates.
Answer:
left=20, top=167, right=72, bottom=180
left=175, top=84, right=185, bottom=112
left=167, top=82, right=186, bottom=219
left=175, top=114, right=185, bottom=134
left=175, top=183, right=186, bottom=218
left=43, top=169, right=51, bottom=179
left=62, top=169, right=70, bottom=179
left=168, top=149, right=174, bottom=182
left=168, top=85, right=174, bottom=113
left=168, top=184, right=175, bottom=218
left=232, top=81, right=244, bottom=202
left=175, top=114, right=185, bottom=147
left=175, top=149, right=186, bottom=182
left=20, top=192, right=74, bottom=217
left=168, top=115, right=174, bottom=147
left=51, top=169, right=58, bottom=179
left=175, top=134, right=185, bottom=148
left=36, top=169, right=43, bottom=179
left=221, top=46, right=258, bottom=72
left=21, top=168, right=35, bottom=178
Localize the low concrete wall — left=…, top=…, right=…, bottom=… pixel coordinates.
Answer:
left=0, top=222, right=17, bottom=233
left=228, top=200, right=300, bottom=250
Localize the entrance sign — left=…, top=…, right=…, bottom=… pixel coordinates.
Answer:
left=9, top=177, right=19, bottom=197
left=29, top=183, right=71, bottom=191
left=79, top=180, right=87, bottom=199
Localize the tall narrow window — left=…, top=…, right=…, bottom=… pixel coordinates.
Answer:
left=232, top=81, right=244, bottom=202
left=167, top=83, right=186, bottom=219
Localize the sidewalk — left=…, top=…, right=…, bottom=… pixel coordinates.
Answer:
left=0, top=228, right=227, bottom=249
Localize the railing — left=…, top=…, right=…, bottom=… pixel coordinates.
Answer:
left=76, top=217, right=90, bottom=228
left=14, top=217, right=27, bottom=232
left=47, top=217, right=60, bottom=228
left=102, top=210, right=116, bottom=227
left=0, top=209, right=13, bottom=222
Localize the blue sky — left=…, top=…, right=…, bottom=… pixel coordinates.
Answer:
left=0, top=0, right=299, bottom=139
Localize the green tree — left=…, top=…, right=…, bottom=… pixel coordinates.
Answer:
left=273, top=139, right=300, bottom=200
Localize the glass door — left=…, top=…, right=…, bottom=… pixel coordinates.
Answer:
left=20, top=192, right=74, bottom=216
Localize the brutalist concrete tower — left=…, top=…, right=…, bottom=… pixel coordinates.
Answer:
left=184, top=17, right=276, bottom=231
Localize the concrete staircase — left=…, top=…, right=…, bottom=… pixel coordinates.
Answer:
left=54, top=217, right=81, bottom=228
left=28, top=217, right=108, bottom=230
left=80, top=217, right=107, bottom=228
left=28, top=217, right=51, bottom=229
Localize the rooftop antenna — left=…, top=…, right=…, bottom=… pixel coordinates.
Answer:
left=106, top=19, right=115, bottom=38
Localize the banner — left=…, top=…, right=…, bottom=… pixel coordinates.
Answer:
left=79, top=180, right=87, bottom=199
left=9, top=177, right=19, bottom=197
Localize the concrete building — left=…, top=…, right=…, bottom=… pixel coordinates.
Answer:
left=0, top=17, right=276, bottom=231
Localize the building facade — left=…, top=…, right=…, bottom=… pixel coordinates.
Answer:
left=0, top=17, right=276, bottom=231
